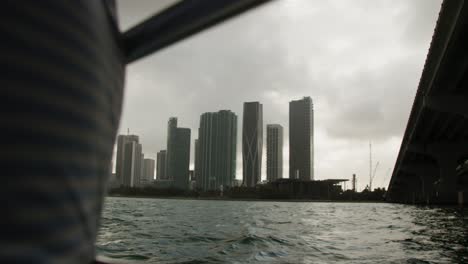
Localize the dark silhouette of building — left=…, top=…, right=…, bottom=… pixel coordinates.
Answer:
left=197, top=110, right=237, bottom=191
left=267, top=124, right=283, bottom=182
left=269, top=179, right=347, bottom=199
left=242, top=102, right=263, bottom=187
left=289, top=97, right=314, bottom=180
left=156, top=150, right=167, bottom=180
left=166, top=117, right=191, bottom=190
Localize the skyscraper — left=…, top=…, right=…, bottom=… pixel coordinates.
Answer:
left=134, top=147, right=143, bottom=187
left=197, top=110, right=237, bottom=191
left=242, top=102, right=263, bottom=187
left=122, top=140, right=143, bottom=187
left=156, top=150, right=167, bottom=180
left=165, top=117, right=177, bottom=178
left=289, top=96, right=314, bottom=180
left=267, top=124, right=283, bottom=182
left=166, top=117, right=191, bottom=190
left=116, top=134, right=139, bottom=186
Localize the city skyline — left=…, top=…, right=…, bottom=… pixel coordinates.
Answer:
left=114, top=96, right=390, bottom=190
left=116, top=96, right=313, bottom=189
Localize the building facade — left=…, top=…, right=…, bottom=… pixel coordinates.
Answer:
left=156, top=150, right=167, bottom=180
left=242, top=102, right=263, bottom=187
left=122, top=140, right=143, bottom=187
left=116, top=134, right=139, bottom=186
left=141, top=158, right=155, bottom=186
left=197, top=110, right=237, bottom=191
left=289, top=96, right=314, bottom=180
left=267, top=124, right=283, bottom=182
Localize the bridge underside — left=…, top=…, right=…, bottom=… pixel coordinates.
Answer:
left=387, top=0, right=468, bottom=205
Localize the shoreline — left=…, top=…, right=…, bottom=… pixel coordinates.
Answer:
left=106, top=194, right=386, bottom=203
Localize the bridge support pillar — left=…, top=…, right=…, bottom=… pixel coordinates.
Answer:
left=400, top=162, right=438, bottom=204
left=433, top=154, right=458, bottom=204
left=407, top=141, right=467, bottom=205
left=427, top=142, right=466, bottom=205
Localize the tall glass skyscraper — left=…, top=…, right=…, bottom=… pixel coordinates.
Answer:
left=289, top=97, right=314, bottom=180
left=197, top=110, right=237, bottom=191
left=267, top=124, right=283, bottom=182
left=242, top=102, right=263, bottom=187
left=165, top=117, right=191, bottom=190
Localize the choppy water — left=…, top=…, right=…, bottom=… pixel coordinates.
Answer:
left=97, top=197, right=468, bottom=263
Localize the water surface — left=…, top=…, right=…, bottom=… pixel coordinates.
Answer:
left=97, top=197, right=468, bottom=263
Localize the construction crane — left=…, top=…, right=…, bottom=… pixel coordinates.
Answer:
left=369, top=161, right=379, bottom=191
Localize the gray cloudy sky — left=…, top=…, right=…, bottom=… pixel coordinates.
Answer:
left=116, top=0, right=442, bottom=191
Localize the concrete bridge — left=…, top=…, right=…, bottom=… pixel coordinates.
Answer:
left=386, top=0, right=468, bottom=205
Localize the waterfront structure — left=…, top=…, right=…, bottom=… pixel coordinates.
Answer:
left=242, top=102, right=263, bottom=187
left=156, top=150, right=167, bottom=180
left=116, top=134, right=139, bottom=185
left=267, top=124, right=283, bottom=182
left=289, top=97, right=314, bottom=180
left=166, top=117, right=191, bottom=190
left=141, top=158, right=155, bottom=186
left=269, top=179, right=347, bottom=199
left=197, top=110, right=237, bottom=191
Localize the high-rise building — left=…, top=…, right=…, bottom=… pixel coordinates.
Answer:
left=141, top=158, right=155, bottom=186
left=194, top=139, right=200, bottom=183
left=134, top=149, right=143, bottom=187
left=242, top=102, right=263, bottom=187
left=116, top=134, right=139, bottom=186
left=267, top=124, right=283, bottom=182
left=197, top=110, right=237, bottom=191
left=122, top=140, right=143, bottom=187
left=289, top=96, right=314, bottom=180
left=166, top=117, right=191, bottom=190
left=156, top=150, right=167, bottom=180
left=165, top=117, right=177, bottom=179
